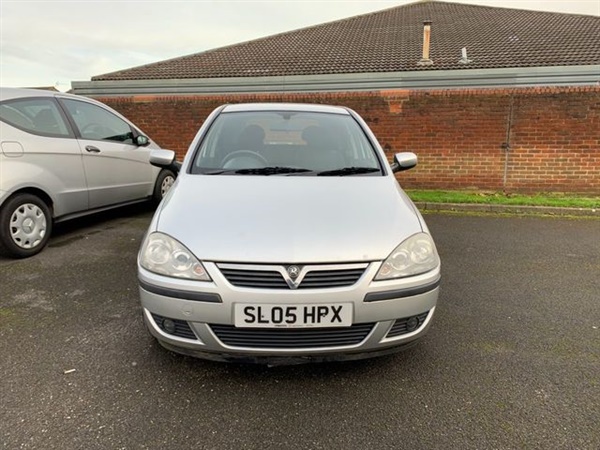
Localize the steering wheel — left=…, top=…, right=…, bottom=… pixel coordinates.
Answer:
left=81, top=123, right=110, bottom=139
left=221, top=150, right=268, bottom=168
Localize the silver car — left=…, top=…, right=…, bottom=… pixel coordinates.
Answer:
left=138, top=103, right=440, bottom=364
left=0, top=88, right=176, bottom=258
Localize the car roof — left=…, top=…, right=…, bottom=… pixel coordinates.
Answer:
left=221, top=103, right=350, bottom=115
left=0, top=87, right=118, bottom=115
left=0, top=87, right=85, bottom=102
left=1, top=87, right=59, bottom=101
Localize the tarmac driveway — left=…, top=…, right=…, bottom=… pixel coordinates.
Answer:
left=1, top=206, right=598, bottom=449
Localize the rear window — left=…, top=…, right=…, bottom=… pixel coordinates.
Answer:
left=0, top=98, right=71, bottom=137
left=191, top=111, right=381, bottom=175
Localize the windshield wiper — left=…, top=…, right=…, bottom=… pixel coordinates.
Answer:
left=317, top=167, right=381, bottom=176
left=203, top=169, right=238, bottom=175
left=203, top=166, right=315, bottom=176
left=236, top=166, right=314, bottom=175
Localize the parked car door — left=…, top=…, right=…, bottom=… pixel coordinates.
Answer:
left=59, top=98, right=154, bottom=208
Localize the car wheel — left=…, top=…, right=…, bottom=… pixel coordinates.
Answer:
left=153, top=170, right=176, bottom=203
left=0, top=193, right=53, bottom=258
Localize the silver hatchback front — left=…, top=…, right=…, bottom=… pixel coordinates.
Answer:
left=137, top=103, right=440, bottom=364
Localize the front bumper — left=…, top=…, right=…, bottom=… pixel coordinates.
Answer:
left=138, top=261, right=440, bottom=363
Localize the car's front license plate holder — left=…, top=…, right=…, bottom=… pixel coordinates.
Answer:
left=234, top=303, right=353, bottom=328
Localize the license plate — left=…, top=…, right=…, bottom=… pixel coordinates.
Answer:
left=234, top=303, right=353, bottom=328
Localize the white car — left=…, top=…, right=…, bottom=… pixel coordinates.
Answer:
left=138, top=103, right=440, bottom=364
left=0, top=88, right=176, bottom=258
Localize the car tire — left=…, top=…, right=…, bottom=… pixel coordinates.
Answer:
left=153, top=169, right=176, bottom=203
left=0, top=193, right=53, bottom=258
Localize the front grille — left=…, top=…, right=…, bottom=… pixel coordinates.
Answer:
left=386, top=312, right=429, bottom=338
left=210, top=323, right=375, bottom=349
left=219, top=268, right=288, bottom=289
left=298, top=269, right=366, bottom=289
left=151, top=313, right=197, bottom=340
left=218, top=264, right=367, bottom=290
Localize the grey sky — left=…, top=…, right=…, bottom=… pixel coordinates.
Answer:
left=1, top=0, right=599, bottom=91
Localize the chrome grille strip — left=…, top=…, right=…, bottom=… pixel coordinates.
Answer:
left=218, top=268, right=287, bottom=288
left=299, top=269, right=366, bottom=289
left=217, top=262, right=369, bottom=289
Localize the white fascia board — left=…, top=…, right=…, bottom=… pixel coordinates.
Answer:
left=71, top=65, right=600, bottom=97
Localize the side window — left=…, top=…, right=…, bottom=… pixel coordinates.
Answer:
left=61, top=99, right=134, bottom=144
left=0, top=98, right=71, bottom=137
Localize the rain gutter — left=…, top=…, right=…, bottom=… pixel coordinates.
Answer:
left=71, top=65, right=600, bottom=97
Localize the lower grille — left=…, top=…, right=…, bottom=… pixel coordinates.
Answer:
left=151, top=313, right=197, bottom=340
left=386, top=312, right=429, bottom=338
left=210, top=323, right=375, bottom=349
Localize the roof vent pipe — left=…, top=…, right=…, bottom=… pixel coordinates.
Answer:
left=459, top=47, right=472, bottom=64
left=418, top=20, right=433, bottom=66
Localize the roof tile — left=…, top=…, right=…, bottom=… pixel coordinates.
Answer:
left=92, top=1, right=600, bottom=81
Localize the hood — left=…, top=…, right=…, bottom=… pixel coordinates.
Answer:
left=155, top=175, right=422, bottom=264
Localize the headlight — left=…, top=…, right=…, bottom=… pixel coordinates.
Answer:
left=375, top=233, right=439, bottom=280
left=139, top=232, right=210, bottom=281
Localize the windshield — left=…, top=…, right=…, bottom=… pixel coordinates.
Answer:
left=190, top=111, right=383, bottom=176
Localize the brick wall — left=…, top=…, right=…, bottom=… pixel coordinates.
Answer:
left=98, top=86, right=600, bottom=194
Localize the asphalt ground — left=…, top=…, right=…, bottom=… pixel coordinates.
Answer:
left=1, top=205, right=598, bottom=450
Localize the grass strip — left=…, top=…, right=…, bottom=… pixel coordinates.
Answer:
left=405, top=190, right=600, bottom=209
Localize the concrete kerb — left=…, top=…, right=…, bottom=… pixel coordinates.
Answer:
left=414, top=202, right=600, bottom=217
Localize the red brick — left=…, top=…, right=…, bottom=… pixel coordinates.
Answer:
left=96, top=86, right=600, bottom=194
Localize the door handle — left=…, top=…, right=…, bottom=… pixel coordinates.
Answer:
left=85, top=145, right=101, bottom=153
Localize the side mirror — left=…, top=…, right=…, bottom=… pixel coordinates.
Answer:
left=391, top=152, right=418, bottom=173
left=135, top=135, right=150, bottom=147
left=150, top=149, right=176, bottom=168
